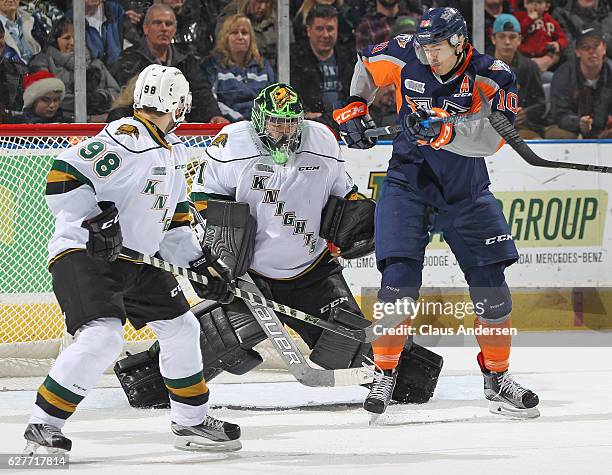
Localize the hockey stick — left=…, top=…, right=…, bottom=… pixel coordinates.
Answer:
left=237, top=273, right=373, bottom=387
left=364, top=87, right=490, bottom=139
left=119, top=247, right=411, bottom=343
left=489, top=110, right=612, bottom=174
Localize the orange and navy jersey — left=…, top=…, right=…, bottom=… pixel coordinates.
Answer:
left=351, top=34, right=518, bottom=206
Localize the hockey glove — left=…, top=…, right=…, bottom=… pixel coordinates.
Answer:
left=404, top=107, right=454, bottom=149
left=81, top=201, right=123, bottom=262
left=333, top=96, right=378, bottom=149
left=189, top=247, right=235, bottom=304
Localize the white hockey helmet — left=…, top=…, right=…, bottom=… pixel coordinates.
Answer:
left=133, top=64, right=192, bottom=125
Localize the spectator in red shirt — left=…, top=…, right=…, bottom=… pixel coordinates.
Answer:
left=515, top=0, right=568, bottom=76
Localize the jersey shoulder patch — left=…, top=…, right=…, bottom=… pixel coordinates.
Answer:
left=205, top=121, right=262, bottom=163
left=297, top=121, right=341, bottom=161
left=104, top=117, right=166, bottom=153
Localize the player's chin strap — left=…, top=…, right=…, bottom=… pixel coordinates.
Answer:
left=118, top=247, right=412, bottom=343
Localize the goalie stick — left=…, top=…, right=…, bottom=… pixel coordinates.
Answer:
left=119, top=247, right=411, bottom=344
left=364, top=87, right=490, bottom=139
left=489, top=111, right=612, bottom=174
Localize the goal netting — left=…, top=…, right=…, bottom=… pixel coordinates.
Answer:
left=0, top=123, right=307, bottom=378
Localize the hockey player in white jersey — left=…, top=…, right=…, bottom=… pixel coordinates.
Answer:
left=113, top=83, right=443, bottom=411
left=23, top=65, right=241, bottom=455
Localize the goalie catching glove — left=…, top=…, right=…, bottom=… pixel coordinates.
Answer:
left=81, top=201, right=122, bottom=262
left=404, top=107, right=454, bottom=149
left=320, top=195, right=375, bottom=259
left=333, top=96, right=377, bottom=149
left=189, top=247, right=235, bottom=304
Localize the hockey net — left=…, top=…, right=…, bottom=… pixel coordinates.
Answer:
left=0, top=123, right=241, bottom=377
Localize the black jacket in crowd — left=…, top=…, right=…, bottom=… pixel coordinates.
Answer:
left=510, top=52, right=547, bottom=135
left=109, top=37, right=222, bottom=122
left=0, top=54, right=26, bottom=123
left=289, top=43, right=356, bottom=132
left=549, top=57, right=612, bottom=136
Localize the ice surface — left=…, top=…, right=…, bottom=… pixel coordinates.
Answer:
left=1, top=345, right=611, bottom=474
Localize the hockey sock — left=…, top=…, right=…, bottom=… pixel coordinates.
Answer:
left=474, top=316, right=512, bottom=372
left=147, top=311, right=209, bottom=427
left=30, top=318, right=124, bottom=428
left=371, top=318, right=411, bottom=370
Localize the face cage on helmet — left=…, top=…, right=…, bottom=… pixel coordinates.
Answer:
left=254, top=110, right=304, bottom=164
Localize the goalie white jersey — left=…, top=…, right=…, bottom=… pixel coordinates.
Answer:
left=45, top=114, right=201, bottom=267
left=191, top=120, right=354, bottom=279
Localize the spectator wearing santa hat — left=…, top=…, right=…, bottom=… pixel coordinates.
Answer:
left=21, top=70, right=69, bottom=123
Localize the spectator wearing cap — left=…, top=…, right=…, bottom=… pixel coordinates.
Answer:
left=355, top=0, right=420, bottom=51
left=491, top=13, right=547, bottom=139
left=290, top=4, right=355, bottom=132
left=0, top=20, right=27, bottom=122
left=553, top=0, right=612, bottom=60
left=21, top=70, right=69, bottom=123
left=0, top=0, right=45, bottom=64
left=515, top=0, right=568, bottom=76
left=546, top=27, right=612, bottom=138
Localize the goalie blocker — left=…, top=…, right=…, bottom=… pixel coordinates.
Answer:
left=114, top=200, right=442, bottom=407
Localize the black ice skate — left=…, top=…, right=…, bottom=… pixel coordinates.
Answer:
left=171, top=415, right=241, bottom=452
left=477, top=352, right=540, bottom=419
left=23, top=424, right=72, bottom=455
left=364, top=367, right=397, bottom=419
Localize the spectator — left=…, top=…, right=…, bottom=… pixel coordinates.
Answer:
left=553, top=0, right=612, bottom=60
left=107, top=73, right=139, bottom=121
left=66, top=0, right=141, bottom=66
left=485, top=0, right=514, bottom=52
left=515, top=0, right=568, bottom=77
left=0, top=21, right=26, bottom=122
left=22, top=0, right=65, bottom=39
left=389, top=14, right=417, bottom=37
left=294, top=0, right=355, bottom=51
left=0, top=0, right=45, bottom=64
left=118, top=0, right=153, bottom=30
left=157, top=0, right=213, bottom=58
left=218, top=0, right=293, bottom=67
left=546, top=27, right=612, bottom=138
left=111, top=3, right=227, bottom=123
left=21, top=70, right=68, bottom=123
left=290, top=5, right=355, bottom=130
left=203, top=14, right=275, bottom=122
left=355, top=0, right=419, bottom=50
left=491, top=14, right=547, bottom=138
left=29, top=17, right=120, bottom=118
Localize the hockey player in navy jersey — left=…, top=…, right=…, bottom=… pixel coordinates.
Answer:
left=333, top=7, right=540, bottom=418
left=23, top=65, right=241, bottom=454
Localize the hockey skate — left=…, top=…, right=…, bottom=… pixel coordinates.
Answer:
left=477, top=352, right=540, bottom=419
left=23, top=424, right=72, bottom=455
left=363, top=364, right=397, bottom=423
left=172, top=415, right=242, bottom=452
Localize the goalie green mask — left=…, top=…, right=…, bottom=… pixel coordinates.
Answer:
left=252, top=83, right=304, bottom=164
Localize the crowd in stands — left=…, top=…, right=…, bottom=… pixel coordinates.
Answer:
left=2, top=0, right=612, bottom=140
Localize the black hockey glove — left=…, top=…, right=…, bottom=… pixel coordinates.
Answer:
left=404, top=107, right=454, bottom=148
left=189, top=247, right=235, bottom=304
left=333, top=96, right=378, bottom=149
left=81, top=201, right=123, bottom=262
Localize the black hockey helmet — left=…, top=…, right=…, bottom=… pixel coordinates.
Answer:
left=415, top=7, right=468, bottom=47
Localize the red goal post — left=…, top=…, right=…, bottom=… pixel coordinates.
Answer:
left=0, top=123, right=223, bottom=377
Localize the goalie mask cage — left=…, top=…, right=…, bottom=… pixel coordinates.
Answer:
left=0, top=123, right=227, bottom=377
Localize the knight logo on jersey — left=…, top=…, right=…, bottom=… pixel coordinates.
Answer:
left=211, top=133, right=228, bottom=147
left=115, top=124, right=139, bottom=139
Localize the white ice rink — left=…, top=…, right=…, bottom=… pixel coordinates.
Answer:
left=1, top=344, right=611, bottom=475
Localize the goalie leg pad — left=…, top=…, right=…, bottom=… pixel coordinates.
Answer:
left=194, top=299, right=267, bottom=380
left=392, top=340, right=443, bottom=404
left=113, top=342, right=170, bottom=409
left=319, top=195, right=375, bottom=259
left=203, top=200, right=257, bottom=278
left=309, top=307, right=371, bottom=369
